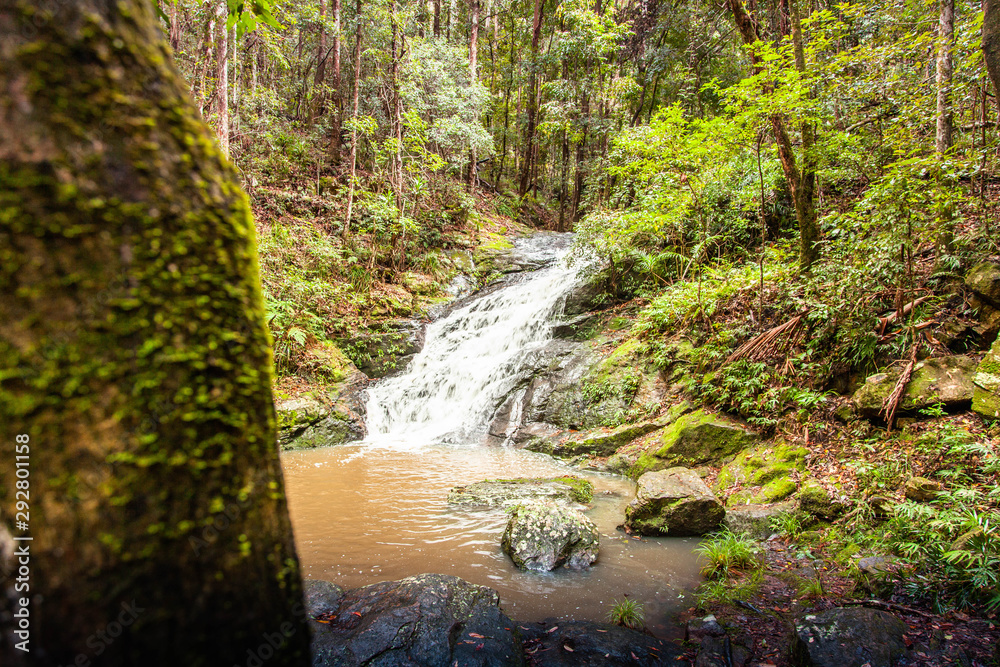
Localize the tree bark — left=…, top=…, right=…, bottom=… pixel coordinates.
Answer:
left=344, top=0, right=365, bottom=240
left=935, top=0, right=954, bottom=153
left=730, top=0, right=818, bottom=271
left=469, top=0, right=480, bottom=188
left=0, top=3, right=310, bottom=665
left=213, top=0, right=230, bottom=158
left=434, top=0, right=441, bottom=36
left=518, top=0, right=545, bottom=198
left=984, top=0, right=1000, bottom=112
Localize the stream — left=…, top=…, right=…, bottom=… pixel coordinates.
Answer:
left=281, top=233, right=702, bottom=634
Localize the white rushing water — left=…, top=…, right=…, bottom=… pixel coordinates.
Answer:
left=364, top=234, right=585, bottom=445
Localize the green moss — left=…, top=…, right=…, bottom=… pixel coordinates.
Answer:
left=654, top=409, right=760, bottom=465
left=0, top=4, right=308, bottom=660
left=479, top=476, right=595, bottom=504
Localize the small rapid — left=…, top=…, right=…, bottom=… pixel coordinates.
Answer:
left=364, top=234, right=583, bottom=444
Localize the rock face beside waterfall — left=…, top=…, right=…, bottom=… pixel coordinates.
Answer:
left=625, top=468, right=725, bottom=536
left=502, top=501, right=600, bottom=571
left=276, top=377, right=367, bottom=450
left=309, top=574, right=525, bottom=667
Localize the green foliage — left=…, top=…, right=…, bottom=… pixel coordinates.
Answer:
left=696, top=529, right=761, bottom=580
left=770, top=511, right=811, bottom=541
left=607, top=598, right=645, bottom=630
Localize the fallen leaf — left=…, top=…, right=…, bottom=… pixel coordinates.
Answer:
left=469, top=633, right=485, bottom=639
left=563, top=645, right=574, bottom=652
left=546, top=626, right=559, bottom=633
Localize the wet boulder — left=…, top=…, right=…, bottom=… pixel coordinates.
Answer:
left=525, top=418, right=670, bottom=458
left=448, top=477, right=593, bottom=508
left=342, top=320, right=425, bottom=378
left=501, top=501, right=599, bottom=571
left=791, top=607, right=907, bottom=667
left=973, top=336, right=1000, bottom=419
left=276, top=389, right=366, bottom=451
left=310, top=573, right=524, bottom=667
left=624, top=467, right=725, bottom=536
left=303, top=579, right=344, bottom=616
left=521, top=619, right=686, bottom=666
left=852, top=355, right=977, bottom=418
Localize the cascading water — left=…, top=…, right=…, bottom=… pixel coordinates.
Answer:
left=364, top=234, right=585, bottom=445
left=282, top=232, right=702, bottom=629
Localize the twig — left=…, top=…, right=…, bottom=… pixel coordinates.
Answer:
left=881, top=344, right=917, bottom=430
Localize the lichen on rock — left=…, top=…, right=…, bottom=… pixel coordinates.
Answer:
left=501, top=500, right=600, bottom=571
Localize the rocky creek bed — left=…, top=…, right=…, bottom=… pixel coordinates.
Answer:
left=275, top=235, right=1000, bottom=665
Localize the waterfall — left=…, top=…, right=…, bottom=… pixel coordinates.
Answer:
left=364, top=234, right=585, bottom=445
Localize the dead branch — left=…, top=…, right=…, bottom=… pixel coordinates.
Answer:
left=726, top=313, right=806, bottom=365
left=877, top=296, right=930, bottom=336
left=881, top=344, right=917, bottom=430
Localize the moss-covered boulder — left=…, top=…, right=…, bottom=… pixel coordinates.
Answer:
left=966, top=262, right=1000, bottom=307
left=723, top=501, right=797, bottom=538
left=852, top=355, right=977, bottom=418
left=501, top=501, right=600, bottom=571
left=649, top=409, right=759, bottom=468
left=276, top=394, right=366, bottom=450
left=904, top=476, right=942, bottom=502
left=973, top=337, right=1000, bottom=419
left=624, top=467, right=725, bottom=536
left=799, top=481, right=845, bottom=520
left=714, top=442, right=808, bottom=506
left=448, top=477, right=593, bottom=507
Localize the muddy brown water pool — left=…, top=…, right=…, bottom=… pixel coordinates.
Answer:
left=282, top=442, right=703, bottom=635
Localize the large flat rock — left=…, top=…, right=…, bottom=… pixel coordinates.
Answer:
left=310, top=573, right=524, bottom=666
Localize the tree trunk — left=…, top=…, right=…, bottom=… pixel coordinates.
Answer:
left=344, top=0, right=364, bottom=240
left=984, top=0, right=1000, bottom=111
left=936, top=0, right=956, bottom=258
left=213, top=0, right=230, bottom=158
left=0, top=3, right=310, bottom=666
left=330, top=0, right=343, bottom=164
left=469, top=0, right=480, bottom=189
left=434, top=0, right=441, bottom=36
left=936, top=0, right=954, bottom=153
left=789, top=0, right=818, bottom=271
left=314, top=0, right=328, bottom=97
left=518, top=0, right=544, bottom=198
left=730, top=0, right=818, bottom=272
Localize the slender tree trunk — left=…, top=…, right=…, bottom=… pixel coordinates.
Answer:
left=572, top=92, right=589, bottom=221
left=196, top=3, right=215, bottom=114
left=518, top=0, right=544, bottom=198
left=330, top=0, right=343, bottom=165
left=314, top=0, right=328, bottom=94
left=0, top=3, right=310, bottom=665
left=789, top=0, right=817, bottom=271
left=469, top=0, right=480, bottom=189
left=434, top=0, right=441, bottom=36
left=936, top=0, right=956, bottom=257
left=936, top=0, right=954, bottom=153
left=213, top=0, right=230, bottom=158
left=169, top=1, right=180, bottom=51
left=344, top=0, right=364, bottom=241
left=730, top=0, right=818, bottom=272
